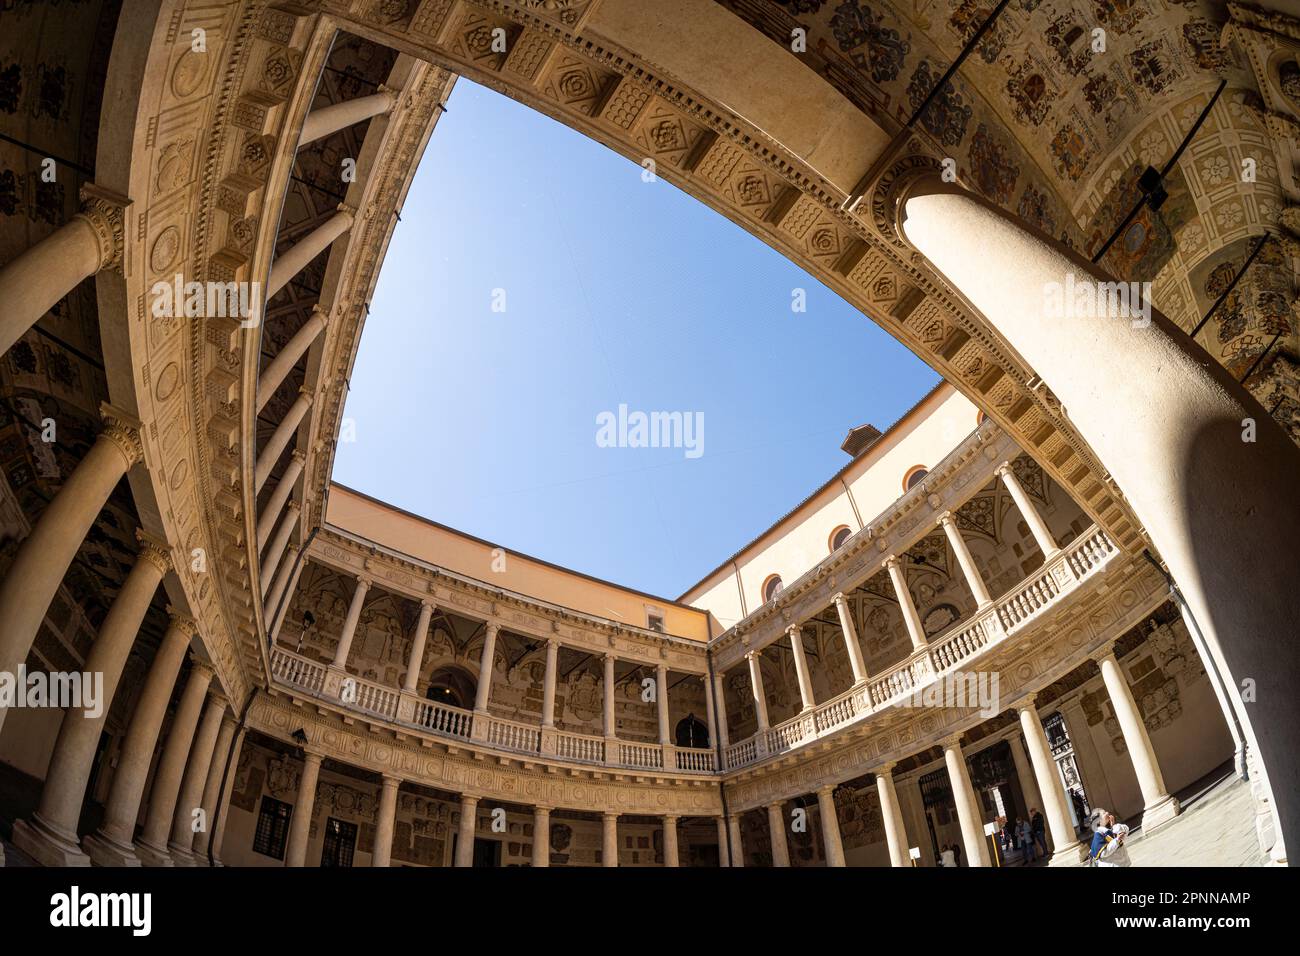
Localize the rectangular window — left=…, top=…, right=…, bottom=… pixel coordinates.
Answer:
left=253, top=796, right=292, bottom=860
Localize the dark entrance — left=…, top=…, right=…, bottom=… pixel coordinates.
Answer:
left=321, top=817, right=357, bottom=867
left=675, top=713, right=709, bottom=748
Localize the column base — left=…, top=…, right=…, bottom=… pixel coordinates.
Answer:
left=132, top=838, right=177, bottom=867
left=1047, top=841, right=1087, bottom=868
left=10, top=814, right=92, bottom=867
left=167, top=841, right=199, bottom=867
left=81, top=831, right=144, bottom=867
left=1140, top=794, right=1181, bottom=833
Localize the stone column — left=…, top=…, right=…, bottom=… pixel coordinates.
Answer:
left=541, top=639, right=559, bottom=728
left=901, top=177, right=1299, bottom=856
left=454, top=794, right=479, bottom=867
left=655, top=663, right=671, bottom=744
left=726, top=813, right=745, bottom=868
left=875, top=763, right=910, bottom=868
left=267, top=207, right=353, bottom=297
left=767, top=802, right=790, bottom=867
left=0, top=410, right=141, bottom=737
left=715, top=816, right=730, bottom=866
left=402, top=599, right=435, bottom=694
left=832, top=592, right=869, bottom=685
left=83, top=610, right=197, bottom=867
left=710, top=671, right=729, bottom=748
left=885, top=557, right=929, bottom=652
left=996, top=461, right=1059, bottom=557
left=284, top=751, right=323, bottom=868
left=192, top=714, right=238, bottom=862
left=259, top=499, right=299, bottom=595
left=532, top=806, right=551, bottom=867
left=1017, top=696, right=1085, bottom=864
left=256, top=450, right=305, bottom=550
left=331, top=575, right=371, bottom=669
left=298, top=88, right=396, bottom=146
left=254, top=388, right=313, bottom=493
left=266, top=548, right=303, bottom=642
left=787, top=625, right=816, bottom=712
left=135, top=661, right=216, bottom=866
left=941, top=734, right=990, bottom=867
left=602, top=653, right=617, bottom=740
left=1010, top=733, right=1045, bottom=823
left=662, top=814, right=679, bottom=867
left=474, top=623, right=499, bottom=715
left=939, top=512, right=992, bottom=609
left=12, top=533, right=169, bottom=866
left=372, top=775, right=400, bottom=867
left=168, top=694, right=228, bottom=864
left=1096, top=648, right=1180, bottom=830
left=257, top=307, right=327, bottom=412
left=816, top=786, right=846, bottom=867
left=602, top=812, right=619, bottom=867
left=746, top=651, right=770, bottom=733
left=210, top=727, right=246, bottom=864
left=0, top=185, right=124, bottom=357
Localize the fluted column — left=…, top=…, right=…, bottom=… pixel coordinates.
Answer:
left=254, top=388, right=313, bottom=493
left=541, top=639, right=559, bottom=728
left=662, top=815, right=679, bottom=867
left=602, top=812, right=619, bottom=867
left=83, top=610, right=197, bottom=867
left=298, top=88, right=395, bottom=146
left=726, top=812, right=744, bottom=867
left=402, top=600, right=434, bottom=694
left=996, top=461, right=1059, bottom=557
left=942, top=734, right=990, bottom=867
left=939, top=512, right=992, bottom=608
left=210, top=727, right=246, bottom=864
left=602, top=653, right=617, bottom=740
left=372, top=775, right=400, bottom=867
left=474, top=623, right=499, bottom=714
left=816, top=786, right=846, bottom=867
left=710, top=670, right=729, bottom=748
left=168, top=694, right=228, bottom=864
left=1016, top=696, right=1084, bottom=863
left=655, top=663, right=671, bottom=744
left=12, top=533, right=169, bottom=866
left=1095, top=647, right=1181, bottom=829
left=745, top=651, right=770, bottom=733
left=135, top=661, right=216, bottom=866
left=192, top=714, right=238, bottom=862
left=257, top=307, right=327, bottom=412
left=284, top=751, right=323, bottom=867
left=267, top=207, right=353, bottom=297
left=715, top=816, right=730, bottom=866
left=331, top=575, right=371, bottom=668
left=256, top=450, right=304, bottom=550
left=787, top=625, right=816, bottom=712
left=875, top=763, right=909, bottom=867
left=885, top=557, right=929, bottom=651
left=454, top=794, right=479, bottom=867
left=259, top=499, right=299, bottom=595
left=0, top=409, right=141, bottom=737
left=532, top=806, right=551, bottom=867
left=767, top=802, right=790, bottom=867
left=0, top=185, right=124, bottom=357
left=832, top=592, right=869, bottom=685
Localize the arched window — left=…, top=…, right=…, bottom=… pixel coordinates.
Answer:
left=903, top=465, right=929, bottom=492
left=423, top=666, right=477, bottom=710
left=829, top=525, right=852, bottom=552
left=675, top=714, right=710, bottom=749
left=762, top=574, right=784, bottom=603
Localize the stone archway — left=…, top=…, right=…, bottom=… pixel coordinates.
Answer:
left=424, top=664, right=477, bottom=711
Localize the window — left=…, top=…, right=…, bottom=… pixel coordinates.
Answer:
left=762, top=575, right=784, bottom=603
left=903, top=466, right=929, bottom=491
left=647, top=613, right=665, bottom=633
left=321, top=817, right=357, bottom=867
left=253, top=796, right=293, bottom=860
left=829, top=525, right=852, bottom=552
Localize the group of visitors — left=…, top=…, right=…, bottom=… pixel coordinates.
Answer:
left=992, top=808, right=1049, bottom=863
left=934, top=803, right=1131, bottom=867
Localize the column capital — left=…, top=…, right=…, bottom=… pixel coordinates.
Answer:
left=832, top=591, right=850, bottom=606
left=940, top=732, right=965, bottom=750
left=380, top=773, right=402, bottom=787
left=419, top=597, right=435, bottom=610
left=662, top=813, right=679, bottom=823
left=206, top=691, right=230, bottom=713
left=284, top=499, right=301, bottom=515
left=602, top=650, right=615, bottom=662
left=1090, top=642, right=1118, bottom=665
left=1015, top=692, right=1039, bottom=713
left=533, top=804, right=553, bottom=814
left=77, top=183, right=130, bottom=273
left=545, top=636, right=559, bottom=649
left=745, top=648, right=763, bottom=661
left=289, top=448, right=307, bottom=465
left=459, top=792, right=481, bottom=806
left=815, top=784, right=836, bottom=798
left=485, top=621, right=500, bottom=638
left=308, top=303, right=330, bottom=325
left=602, top=810, right=619, bottom=821
left=936, top=509, right=958, bottom=527
left=884, top=554, right=903, bottom=571
left=134, top=529, right=173, bottom=576
left=994, top=459, right=1015, bottom=478
left=99, top=402, right=144, bottom=467
left=336, top=202, right=356, bottom=219
left=189, top=659, right=217, bottom=681
left=354, top=574, right=372, bottom=594
left=874, top=761, right=897, bottom=776
left=165, top=606, right=200, bottom=637
left=786, top=623, right=802, bottom=638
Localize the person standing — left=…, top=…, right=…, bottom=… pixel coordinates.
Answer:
left=1031, top=807, right=1049, bottom=858
left=940, top=844, right=956, bottom=868
left=1088, top=809, right=1131, bottom=867
left=1019, top=817, right=1035, bottom=863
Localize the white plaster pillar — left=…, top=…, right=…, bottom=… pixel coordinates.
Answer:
left=259, top=499, right=299, bottom=595
left=1096, top=647, right=1180, bottom=829
left=710, top=670, right=729, bottom=748
left=816, top=786, right=846, bottom=867
left=298, top=88, right=395, bottom=146
left=885, top=556, right=929, bottom=651
left=0, top=411, right=141, bottom=737
left=901, top=177, right=1298, bottom=857
left=135, top=662, right=216, bottom=866
left=454, top=794, right=479, bottom=867
left=256, top=450, right=304, bottom=550
left=474, top=623, right=499, bottom=714
left=267, top=207, right=353, bottom=297
left=192, top=714, right=238, bottom=861
left=602, top=812, right=619, bottom=867
left=767, top=802, right=790, bottom=867
left=256, top=307, right=327, bottom=412
left=532, top=806, right=551, bottom=867
left=12, top=534, right=169, bottom=866
left=662, top=815, right=679, bottom=867
left=787, top=625, right=816, bottom=712
left=84, top=611, right=197, bottom=867
left=284, top=751, right=323, bottom=868
left=254, top=388, right=313, bottom=494
left=602, top=652, right=617, bottom=739
left=541, top=639, right=559, bottom=728
left=832, top=592, right=869, bottom=685
left=939, top=511, right=992, bottom=609
left=402, top=599, right=434, bottom=694
left=875, top=763, right=910, bottom=868
left=1017, top=696, right=1085, bottom=863
left=941, top=734, right=990, bottom=867
left=746, top=651, right=770, bottom=733
left=372, top=775, right=400, bottom=867
left=168, top=694, right=228, bottom=863
left=726, top=812, right=745, bottom=868
left=331, top=575, right=371, bottom=668
left=996, top=461, right=1059, bottom=557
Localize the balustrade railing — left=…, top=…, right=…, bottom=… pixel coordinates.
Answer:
left=676, top=747, right=716, bottom=772
left=412, top=698, right=473, bottom=738
left=555, top=729, right=606, bottom=765
left=270, top=649, right=326, bottom=693
left=619, top=741, right=665, bottom=769
left=483, top=714, right=542, bottom=755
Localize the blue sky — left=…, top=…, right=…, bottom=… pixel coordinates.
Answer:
left=334, top=80, right=939, bottom=600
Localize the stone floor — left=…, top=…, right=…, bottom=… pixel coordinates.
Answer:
left=1123, top=771, right=1267, bottom=867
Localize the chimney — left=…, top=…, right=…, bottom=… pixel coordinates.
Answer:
left=840, top=423, right=882, bottom=458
